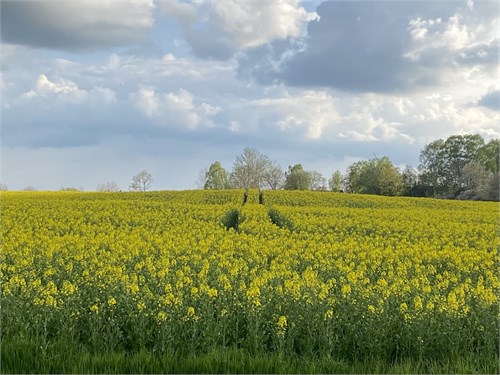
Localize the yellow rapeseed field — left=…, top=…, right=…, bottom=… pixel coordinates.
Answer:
left=1, top=189, right=498, bottom=362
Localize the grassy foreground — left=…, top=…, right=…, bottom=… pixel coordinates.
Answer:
left=2, top=337, right=498, bottom=374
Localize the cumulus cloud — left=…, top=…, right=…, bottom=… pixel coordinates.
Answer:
left=1, top=0, right=155, bottom=51
left=160, top=0, right=312, bottom=59
left=405, top=5, right=499, bottom=67
left=222, top=90, right=413, bottom=143
left=1, top=50, right=240, bottom=109
left=224, top=88, right=498, bottom=145
left=130, top=86, right=221, bottom=129
left=245, top=90, right=341, bottom=140
left=19, top=74, right=116, bottom=105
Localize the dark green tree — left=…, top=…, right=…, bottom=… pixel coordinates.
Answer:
left=419, top=134, right=489, bottom=197
left=346, top=157, right=403, bottom=196
left=476, top=139, right=500, bottom=173
left=284, top=164, right=312, bottom=190
left=401, top=166, right=418, bottom=196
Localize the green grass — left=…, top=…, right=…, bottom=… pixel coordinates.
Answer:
left=2, top=337, right=498, bottom=374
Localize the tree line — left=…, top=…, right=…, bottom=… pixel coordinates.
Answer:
left=4, top=133, right=497, bottom=201
left=198, top=134, right=499, bottom=201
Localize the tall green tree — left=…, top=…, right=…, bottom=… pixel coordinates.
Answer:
left=476, top=139, right=500, bottom=173
left=284, top=164, right=311, bottom=190
left=204, top=161, right=228, bottom=190
left=346, top=157, right=403, bottom=196
left=419, top=134, right=489, bottom=197
left=328, top=170, right=343, bottom=192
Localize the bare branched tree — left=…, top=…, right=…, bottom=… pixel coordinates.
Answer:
left=129, top=170, right=153, bottom=192
left=97, top=181, right=120, bottom=192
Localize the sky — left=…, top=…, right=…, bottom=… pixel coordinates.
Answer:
left=1, top=0, right=498, bottom=191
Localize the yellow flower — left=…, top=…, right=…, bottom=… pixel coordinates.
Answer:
left=61, top=281, right=76, bottom=296
left=277, top=315, right=287, bottom=336
left=107, top=297, right=117, bottom=307
left=324, top=309, right=334, bottom=320
left=157, top=311, right=167, bottom=322
left=45, top=295, right=58, bottom=308
left=341, top=284, right=351, bottom=297
left=414, top=296, right=423, bottom=310
left=137, top=302, right=146, bottom=311
left=399, top=303, right=408, bottom=313
left=207, top=287, right=218, bottom=299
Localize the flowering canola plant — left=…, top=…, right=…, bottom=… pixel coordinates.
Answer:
left=1, top=189, right=498, bottom=361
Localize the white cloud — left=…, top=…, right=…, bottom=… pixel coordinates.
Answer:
left=413, top=93, right=499, bottom=137
left=131, top=86, right=221, bottom=129
left=133, top=86, right=158, bottom=118
left=228, top=120, right=241, bottom=132
left=229, top=87, right=498, bottom=145
left=251, top=90, right=340, bottom=139
left=161, top=0, right=312, bottom=59
left=19, top=74, right=116, bottom=105
left=405, top=7, right=499, bottom=63
left=240, top=90, right=416, bottom=142
left=405, top=14, right=474, bottom=61
left=210, top=0, right=310, bottom=48
left=344, top=92, right=499, bottom=143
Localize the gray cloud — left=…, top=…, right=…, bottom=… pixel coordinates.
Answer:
left=241, top=1, right=498, bottom=93
left=479, top=90, right=499, bottom=111
left=292, top=1, right=480, bottom=92
left=1, top=1, right=154, bottom=51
